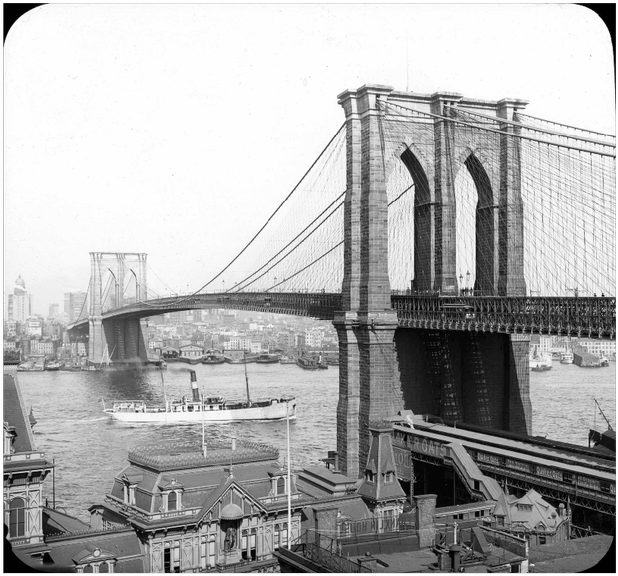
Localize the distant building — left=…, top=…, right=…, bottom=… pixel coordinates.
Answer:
left=179, top=344, right=203, bottom=359
left=305, top=328, right=323, bottom=348
left=48, top=303, right=59, bottom=318
left=7, top=276, right=33, bottom=324
left=574, top=338, right=616, bottom=358
left=64, top=291, right=87, bottom=324
left=25, top=318, right=42, bottom=337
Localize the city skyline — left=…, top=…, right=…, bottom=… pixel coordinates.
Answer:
left=5, top=4, right=615, bottom=314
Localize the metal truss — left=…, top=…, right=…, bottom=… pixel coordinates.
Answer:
left=482, top=470, right=616, bottom=517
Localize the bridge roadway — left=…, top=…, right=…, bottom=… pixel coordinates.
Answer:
left=69, top=293, right=615, bottom=339
left=391, top=415, right=616, bottom=518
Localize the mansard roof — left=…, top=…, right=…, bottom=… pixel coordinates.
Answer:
left=44, top=526, right=144, bottom=572
left=127, top=440, right=278, bottom=471
left=3, top=370, right=35, bottom=453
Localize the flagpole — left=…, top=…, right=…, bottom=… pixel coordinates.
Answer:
left=202, top=387, right=207, bottom=458
left=287, top=402, right=292, bottom=548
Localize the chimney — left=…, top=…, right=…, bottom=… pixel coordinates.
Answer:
left=190, top=370, right=200, bottom=402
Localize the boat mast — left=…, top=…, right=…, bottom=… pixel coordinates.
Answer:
left=243, top=351, right=251, bottom=405
left=160, top=364, right=168, bottom=410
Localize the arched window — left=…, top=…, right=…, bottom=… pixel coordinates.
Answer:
left=168, top=491, right=177, bottom=511
left=9, top=498, right=26, bottom=537
left=277, top=477, right=285, bottom=495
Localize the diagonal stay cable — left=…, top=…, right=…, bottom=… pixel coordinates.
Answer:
left=267, top=183, right=415, bottom=291
left=231, top=190, right=346, bottom=292
left=166, top=123, right=346, bottom=305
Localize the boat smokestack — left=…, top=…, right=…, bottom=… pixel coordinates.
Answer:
left=190, top=370, right=200, bottom=402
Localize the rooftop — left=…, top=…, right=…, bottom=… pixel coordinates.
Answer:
left=128, top=440, right=279, bottom=471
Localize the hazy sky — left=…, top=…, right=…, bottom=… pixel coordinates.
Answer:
left=4, top=4, right=614, bottom=314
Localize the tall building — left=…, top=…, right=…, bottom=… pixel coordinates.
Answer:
left=48, top=303, right=59, bottom=318
left=7, top=275, right=33, bottom=324
left=63, top=291, right=87, bottom=324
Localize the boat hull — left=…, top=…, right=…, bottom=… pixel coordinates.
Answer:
left=105, top=399, right=296, bottom=423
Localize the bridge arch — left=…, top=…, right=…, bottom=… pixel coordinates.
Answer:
left=455, top=149, right=499, bottom=295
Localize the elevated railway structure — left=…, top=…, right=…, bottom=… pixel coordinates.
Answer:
left=390, top=415, right=615, bottom=532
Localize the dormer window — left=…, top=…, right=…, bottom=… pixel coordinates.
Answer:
left=121, top=474, right=143, bottom=506
left=385, top=471, right=394, bottom=483
left=277, top=477, right=286, bottom=496
left=123, top=484, right=136, bottom=505
left=168, top=491, right=177, bottom=511
left=366, top=470, right=375, bottom=483
left=165, top=490, right=182, bottom=512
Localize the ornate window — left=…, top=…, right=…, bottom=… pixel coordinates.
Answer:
left=165, top=490, right=182, bottom=512
left=277, top=477, right=285, bottom=495
left=168, top=491, right=177, bottom=511
left=9, top=497, right=26, bottom=537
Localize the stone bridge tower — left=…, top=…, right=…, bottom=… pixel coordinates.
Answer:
left=333, top=85, right=531, bottom=477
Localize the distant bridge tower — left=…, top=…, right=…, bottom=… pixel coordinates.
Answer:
left=88, top=252, right=149, bottom=366
left=334, top=85, right=531, bottom=477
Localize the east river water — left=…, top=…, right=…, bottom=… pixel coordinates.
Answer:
left=15, top=360, right=616, bottom=521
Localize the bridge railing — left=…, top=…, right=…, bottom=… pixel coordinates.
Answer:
left=392, top=295, right=616, bottom=339
left=71, top=292, right=615, bottom=339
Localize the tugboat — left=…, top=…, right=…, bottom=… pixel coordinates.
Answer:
left=103, top=366, right=296, bottom=423
left=599, top=355, right=610, bottom=367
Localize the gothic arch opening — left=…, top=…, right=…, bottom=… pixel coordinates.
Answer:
left=399, top=148, right=432, bottom=292
left=453, top=152, right=497, bottom=295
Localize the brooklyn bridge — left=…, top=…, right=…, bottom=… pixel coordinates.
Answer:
left=67, top=85, right=616, bottom=477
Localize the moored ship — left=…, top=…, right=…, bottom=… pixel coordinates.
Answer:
left=103, top=369, right=296, bottom=423
left=256, top=352, right=280, bottom=364
left=202, top=353, right=225, bottom=365
left=529, top=352, right=552, bottom=372
left=560, top=352, right=574, bottom=364
left=296, top=354, right=328, bottom=370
